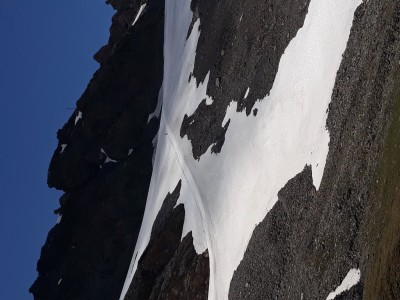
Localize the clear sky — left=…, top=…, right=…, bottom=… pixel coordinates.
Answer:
left=0, top=2, right=113, bottom=299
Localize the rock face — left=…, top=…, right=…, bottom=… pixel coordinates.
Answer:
left=31, top=0, right=400, bottom=300
left=30, top=1, right=164, bottom=299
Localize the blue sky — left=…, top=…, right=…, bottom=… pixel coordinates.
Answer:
left=0, top=2, right=113, bottom=299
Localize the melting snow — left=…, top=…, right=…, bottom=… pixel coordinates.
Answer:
left=132, top=4, right=147, bottom=27
left=74, top=111, right=82, bottom=125
left=120, top=0, right=361, bottom=299
left=326, top=269, right=361, bottom=300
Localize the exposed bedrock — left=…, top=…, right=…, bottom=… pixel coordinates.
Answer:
left=181, top=0, right=311, bottom=159
left=230, top=1, right=400, bottom=299
left=31, top=0, right=400, bottom=299
left=125, top=181, right=210, bottom=300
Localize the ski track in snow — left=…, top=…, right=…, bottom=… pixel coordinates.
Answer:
left=120, top=0, right=362, bottom=299
left=326, top=269, right=361, bottom=299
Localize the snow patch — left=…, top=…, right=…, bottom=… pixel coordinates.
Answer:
left=151, top=133, right=159, bottom=165
left=74, top=111, right=82, bottom=125
left=101, top=148, right=117, bottom=163
left=326, top=269, right=361, bottom=300
left=57, top=278, right=62, bottom=285
left=128, top=149, right=133, bottom=156
left=244, top=87, right=250, bottom=99
left=148, top=83, right=164, bottom=123
left=60, top=144, right=67, bottom=154
left=105, top=157, right=117, bottom=163
left=132, top=4, right=146, bottom=27
left=56, top=214, right=62, bottom=224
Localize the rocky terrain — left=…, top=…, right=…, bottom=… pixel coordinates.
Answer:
left=31, top=0, right=400, bottom=299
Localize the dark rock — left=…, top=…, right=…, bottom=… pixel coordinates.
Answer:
left=335, top=282, right=363, bottom=300
left=125, top=182, right=209, bottom=300
left=180, top=0, right=311, bottom=159
left=32, top=0, right=400, bottom=299
left=230, top=1, right=400, bottom=299
left=30, top=1, right=165, bottom=299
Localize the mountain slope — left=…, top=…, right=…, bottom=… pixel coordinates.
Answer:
left=32, top=0, right=400, bottom=299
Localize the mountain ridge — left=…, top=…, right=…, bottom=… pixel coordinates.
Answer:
left=31, top=0, right=400, bottom=299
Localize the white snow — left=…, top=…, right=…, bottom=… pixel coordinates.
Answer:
left=206, top=97, right=213, bottom=105
left=74, top=111, right=82, bottom=125
left=56, top=214, right=62, bottom=224
left=151, top=133, right=159, bottom=165
left=326, top=269, right=361, bottom=300
left=148, top=82, right=163, bottom=123
left=60, top=144, right=67, bottom=154
left=101, top=148, right=117, bottom=163
left=244, top=87, right=250, bottom=99
left=132, top=4, right=147, bottom=27
left=57, top=278, right=62, bottom=285
left=120, top=0, right=361, bottom=299
left=105, top=157, right=117, bottom=163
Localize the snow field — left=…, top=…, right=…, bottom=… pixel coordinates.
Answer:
left=120, top=0, right=362, bottom=299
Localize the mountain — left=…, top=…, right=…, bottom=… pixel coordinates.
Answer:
left=31, top=0, right=400, bottom=299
